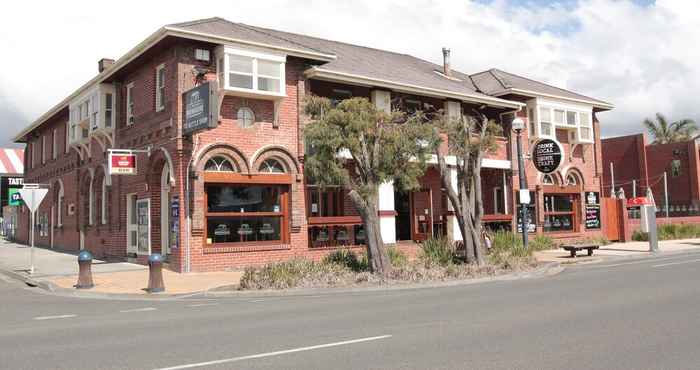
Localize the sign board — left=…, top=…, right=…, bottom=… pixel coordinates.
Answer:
left=627, top=197, right=652, bottom=206
left=516, top=190, right=536, bottom=233
left=109, top=152, right=137, bottom=175
left=585, top=191, right=601, bottom=229
left=8, top=177, right=23, bottom=186
left=532, top=139, right=563, bottom=174
left=18, top=188, right=48, bottom=212
left=8, top=188, right=22, bottom=206
left=519, top=189, right=531, bottom=204
left=170, top=196, right=179, bottom=250
left=586, top=191, right=600, bottom=206
left=183, top=82, right=218, bottom=135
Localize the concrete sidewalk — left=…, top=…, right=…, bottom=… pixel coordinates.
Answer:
left=535, top=237, right=700, bottom=263
left=0, top=239, right=242, bottom=295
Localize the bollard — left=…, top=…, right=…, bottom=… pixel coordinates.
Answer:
left=147, top=253, right=165, bottom=293
left=75, top=250, right=94, bottom=289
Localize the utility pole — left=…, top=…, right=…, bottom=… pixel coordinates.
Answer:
left=512, top=117, right=528, bottom=249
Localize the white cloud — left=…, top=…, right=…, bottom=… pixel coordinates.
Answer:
left=1, top=0, right=698, bottom=141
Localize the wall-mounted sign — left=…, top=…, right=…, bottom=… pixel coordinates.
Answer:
left=109, top=152, right=137, bottom=175
left=585, top=192, right=601, bottom=229
left=183, top=82, right=218, bottom=135
left=8, top=188, right=22, bottom=206
left=532, top=139, right=563, bottom=174
left=170, top=196, right=179, bottom=250
left=586, top=191, right=600, bottom=206
left=8, top=177, right=23, bottom=186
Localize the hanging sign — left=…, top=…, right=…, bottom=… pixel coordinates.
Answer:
left=109, top=152, right=137, bottom=175
left=532, top=139, right=563, bottom=174
left=183, top=82, right=218, bottom=135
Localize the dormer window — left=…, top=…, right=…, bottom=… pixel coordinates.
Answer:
left=216, top=46, right=286, bottom=98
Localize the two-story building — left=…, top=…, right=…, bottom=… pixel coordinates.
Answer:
left=13, top=18, right=613, bottom=272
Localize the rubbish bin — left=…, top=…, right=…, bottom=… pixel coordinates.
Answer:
left=75, top=250, right=94, bottom=289
left=147, top=253, right=165, bottom=293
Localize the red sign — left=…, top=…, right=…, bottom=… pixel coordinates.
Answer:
left=627, top=197, right=652, bottom=206
left=109, top=153, right=137, bottom=175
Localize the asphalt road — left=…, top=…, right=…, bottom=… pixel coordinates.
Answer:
left=1, top=251, right=700, bottom=370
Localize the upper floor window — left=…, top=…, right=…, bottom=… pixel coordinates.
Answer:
left=41, top=135, right=46, bottom=164
left=217, top=47, right=285, bottom=96
left=52, top=129, right=58, bottom=160
left=537, top=104, right=593, bottom=143
left=237, top=107, right=255, bottom=128
left=104, top=93, right=113, bottom=128
left=671, top=159, right=682, bottom=177
left=155, top=64, right=165, bottom=111
left=126, top=83, right=135, bottom=125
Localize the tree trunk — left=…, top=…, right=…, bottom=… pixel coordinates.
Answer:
left=348, top=189, right=392, bottom=276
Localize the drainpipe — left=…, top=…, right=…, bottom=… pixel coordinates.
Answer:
left=184, top=135, right=199, bottom=273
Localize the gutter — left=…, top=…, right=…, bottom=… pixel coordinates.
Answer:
left=493, top=88, right=614, bottom=110
left=305, top=67, right=525, bottom=109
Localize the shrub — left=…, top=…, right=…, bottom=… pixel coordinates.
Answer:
left=491, top=230, right=523, bottom=250
left=420, top=237, right=455, bottom=267
left=323, top=248, right=367, bottom=272
left=488, top=230, right=533, bottom=269
left=632, top=223, right=700, bottom=242
left=387, top=246, right=408, bottom=267
left=585, top=235, right=612, bottom=246
left=529, top=234, right=555, bottom=251
left=632, top=230, right=649, bottom=241
left=239, top=258, right=357, bottom=290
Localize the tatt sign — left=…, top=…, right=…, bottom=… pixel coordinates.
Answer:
left=109, top=152, right=137, bottom=175
left=532, top=139, right=563, bottom=174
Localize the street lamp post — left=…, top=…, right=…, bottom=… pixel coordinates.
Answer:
left=512, top=117, right=529, bottom=250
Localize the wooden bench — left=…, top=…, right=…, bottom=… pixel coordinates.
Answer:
left=561, top=243, right=599, bottom=258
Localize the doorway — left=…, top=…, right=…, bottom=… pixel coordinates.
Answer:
left=411, top=190, right=433, bottom=241
left=126, top=193, right=138, bottom=255
left=395, top=190, right=411, bottom=241
left=160, top=166, right=170, bottom=256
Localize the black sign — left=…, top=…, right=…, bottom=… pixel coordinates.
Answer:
left=585, top=191, right=600, bottom=206
left=183, top=82, right=217, bottom=135
left=516, top=191, right=537, bottom=233
left=585, top=205, right=601, bottom=229
left=532, top=139, right=563, bottom=174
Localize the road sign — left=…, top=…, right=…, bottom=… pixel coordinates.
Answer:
left=532, top=138, right=563, bottom=174
left=18, top=187, right=48, bottom=212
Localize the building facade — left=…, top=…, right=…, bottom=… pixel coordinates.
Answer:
left=14, top=18, right=613, bottom=272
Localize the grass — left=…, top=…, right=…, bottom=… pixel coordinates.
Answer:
left=632, top=223, right=700, bottom=241
left=419, top=237, right=455, bottom=267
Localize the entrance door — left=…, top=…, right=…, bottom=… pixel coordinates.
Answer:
left=126, top=193, right=138, bottom=254
left=395, top=191, right=411, bottom=241
left=160, top=166, right=170, bottom=256
left=136, top=198, right=151, bottom=255
left=412, top=189, right=433, bottom=241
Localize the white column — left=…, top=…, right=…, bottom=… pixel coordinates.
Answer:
left=372, top=90, right=396, bottom=243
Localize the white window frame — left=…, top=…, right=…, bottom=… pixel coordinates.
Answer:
left=126, top=82, right=135, bottom=125
left=57, top=183, right=64, bottom=227
left=101, top=180, right=107, bottom=224
left=155, top=64, right=165, bottom=112
left=52, top=129, right=58, bottom=159
left=535, top=99, right=594, bottom=143
left=218, top=46, right=286, bottom=98
left=104, top=92, right=113, bottom=128
left=41, top=135, right=46, bottom=164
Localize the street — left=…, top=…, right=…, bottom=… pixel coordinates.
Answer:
left=1, top=251, right=700, bottom=370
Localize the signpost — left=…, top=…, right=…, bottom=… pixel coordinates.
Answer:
left=18, top=184, right=49, bottom=274
left=532, top=139, right=563, bottom=174
left=512, top=117, right=529, bottom=249
left=183, top=82, right=218, bottom=135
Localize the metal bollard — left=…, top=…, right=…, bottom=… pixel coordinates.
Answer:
left=147, top=253, right=165, bottom=293
left=75, top=250, right=94, bottom=289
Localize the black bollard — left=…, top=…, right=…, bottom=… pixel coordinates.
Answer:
left=147, top=253, right=165, bottom=293
left=75, top=250, right=94, bottom=289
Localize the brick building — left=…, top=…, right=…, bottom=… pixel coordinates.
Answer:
left=602, top=133, right=700, bottom=216
left=13, top=18, right=613, bottom=272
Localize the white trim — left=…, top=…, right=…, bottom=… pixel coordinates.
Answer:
left=494, top=88, right=614, bottom=110
left=136, top=198, right=151, bottom=255
left=305, top=67, right=524, bottom=109
left=126, top=82, right=135, bottom=125
left=481, top=158, right=512, bottom=170
left=41, top=135, right=46, bottom=164
left=126, top=193, right=138, bottom=254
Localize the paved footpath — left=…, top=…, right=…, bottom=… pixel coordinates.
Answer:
left=535, top=237, right=700, bottom=263
left=2, top=248, right=700, bottom=369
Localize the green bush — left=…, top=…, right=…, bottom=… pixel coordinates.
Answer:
left=585, top=235, right=612, bottom=246
left=240, top=259, right=310, bottom=289
left=323, top=248, right=368, bottom=272
left=488, top=230, right=533, bottom=269
left=490, top=230, right=523, bottom=250
left=387, top=246, right=408, bottom=267
left=632, top=230, right=649, bottom=241
left=420, top=237, right=455, bottom=267
left=632, top=223, right=700, bottom=242
left=529, top=234, right=556, bottom=251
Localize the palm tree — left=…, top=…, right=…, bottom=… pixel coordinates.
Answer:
left=643, top=113, right=697, bottom=144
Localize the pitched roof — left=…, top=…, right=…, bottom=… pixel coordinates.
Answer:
left=166, top=18, right=517, bottom=107
left=470, top=68, right=613, bottom=109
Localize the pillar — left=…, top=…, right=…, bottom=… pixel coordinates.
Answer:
left=372, top=90, right=396, bottom=244
left=444, top=100, right=463, bottom=242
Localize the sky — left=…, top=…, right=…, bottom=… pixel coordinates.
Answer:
left=1, top=0, right=698, bottom=148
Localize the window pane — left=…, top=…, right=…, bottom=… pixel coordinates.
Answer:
left=539, top=107, right=551, bottom=122
left=257, top=60, right=280, bottom=77
left=206, top=184, right=284, bottom=213
left=580, top=127, right=592, bottom=141
left=229, top=73, right=253, bottom=89
left=554, top=109, right=564, bottom=124
left=544, top=214, right=574, bottom=232
left=566, top=111, right=577, bottom=126
left=580, top=112, right=591, bottom=127
left=258, top=77, right=280, bottom=92
left=228, top=54, right=253, bottom=73
left=544, top=194, right=573, bottom=212
left=207, top=216, right=281, bottom=243
left=541, top=122, right=552, bottom=136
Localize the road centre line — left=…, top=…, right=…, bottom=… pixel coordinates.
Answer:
left=119, top=307, right=157, bottom=313
left=153, top=334, right=393, bottom=370
left=33, top=314, right=77, bottom=321
left=591, top=256, right=690, bottom=268
left=653, top=258, right=700, bottom=268
left=187, top=303, right=219, bottom=307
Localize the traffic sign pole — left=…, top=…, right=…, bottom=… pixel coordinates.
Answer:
left=18, top=185, right=49, bottom=275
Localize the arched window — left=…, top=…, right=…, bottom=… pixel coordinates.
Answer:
left=259, top=158, right=285, bottom=173
left=55, top=181, right=64, bottom=227
left=542, top=174, right=556, bottom=185
left=205, top=156, right=236, bottom=172
left=237, top=107, right=255, bottom=128
left=566, top=173, right=578, bottom=186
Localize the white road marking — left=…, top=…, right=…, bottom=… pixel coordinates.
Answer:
left=653, top=258, right=700, bottom=268
left=153, top=334, right=392, bottom=370
left=188, top=303, right=219, bottom=307
left=592, top=256, right=688, bottom=268
left=33, top=314, right=77, bottom=321
left=119, top=307, right=157, bottom=313
left=248, top=299, right=267, bottom=303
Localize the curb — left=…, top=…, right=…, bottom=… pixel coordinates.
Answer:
left=0, top=267, right=55, bottom=292
left=2, top=262, right=564, bottom=301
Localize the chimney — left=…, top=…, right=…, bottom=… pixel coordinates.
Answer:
left=98, top=58, right=115, bottom=73
left=442, top=47, right=451, bottom=77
